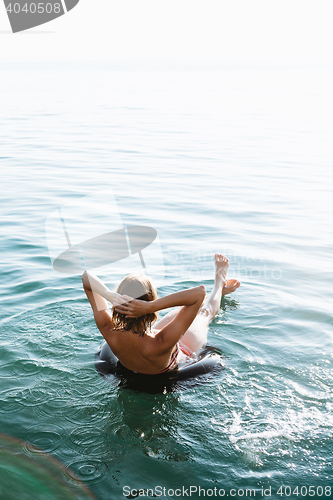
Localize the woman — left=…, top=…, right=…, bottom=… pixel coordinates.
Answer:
left=82, top=254, right=240, bottom=375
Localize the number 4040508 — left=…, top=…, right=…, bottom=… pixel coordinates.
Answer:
left=6, top=3, right=61, bottom=14
left=277, top=486, right=331, bottom=497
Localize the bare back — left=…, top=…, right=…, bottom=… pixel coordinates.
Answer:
left=102, top=326, right=175, bottom=375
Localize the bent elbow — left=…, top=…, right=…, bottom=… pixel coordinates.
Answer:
left=81, top=271, right=89, bottom=288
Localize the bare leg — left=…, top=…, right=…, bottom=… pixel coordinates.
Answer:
left=180, top=254, right=229, bottom=352
left=154, top=255, right=240, bottom=353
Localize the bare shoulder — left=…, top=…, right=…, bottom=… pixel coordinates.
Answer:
left=144, top=328, right=173, bottom=356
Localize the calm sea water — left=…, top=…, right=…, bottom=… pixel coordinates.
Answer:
left=0, top=60, right=333, bottom=500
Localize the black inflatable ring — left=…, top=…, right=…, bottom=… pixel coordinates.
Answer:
left=95, top=342, right=226, bottom=393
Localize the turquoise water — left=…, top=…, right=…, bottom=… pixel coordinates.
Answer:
left=1, top=60, right=333, bottom=499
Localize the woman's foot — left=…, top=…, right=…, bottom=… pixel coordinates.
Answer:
left=222, top=278, right=241, bottom=296
left=215, top=253, right=229, bottom=282
left=215, top=254, right=240, bottom=295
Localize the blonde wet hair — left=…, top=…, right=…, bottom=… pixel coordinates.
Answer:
left=112, top=274, right=158, bottom=336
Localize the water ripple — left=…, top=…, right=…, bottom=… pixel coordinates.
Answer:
left=25, top=424, right=64, bottom=454
left=65, top=403, right=109, bottom=426
left=33, top=395, right=73, bottom=419
left=0, top=387, right=28, bottom=414
left=69, top=426, right=107, bottom=454
left=9, top=359, right=41, bottom=377
left=62, top=458, right=108, bottom=486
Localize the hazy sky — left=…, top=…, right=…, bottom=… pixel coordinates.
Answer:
left=1, top=0, right=333, bottom=62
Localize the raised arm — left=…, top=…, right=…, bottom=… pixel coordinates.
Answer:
left=81, top=271, right=127, bottom=338
left=150, top=286, right=206, bottom=315
left=82, top=271, right=127, bottom=306
left=154, top=286, right=206, bottom=352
